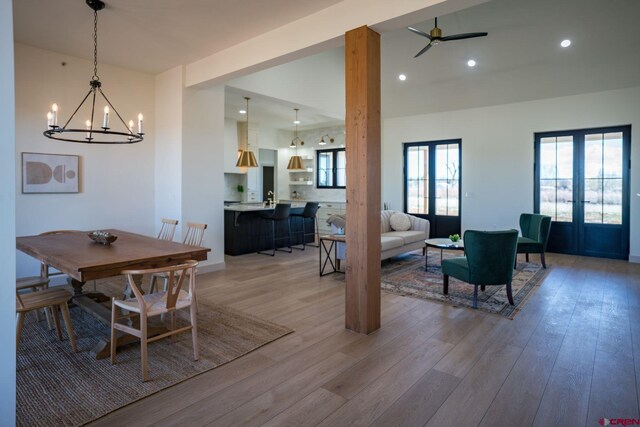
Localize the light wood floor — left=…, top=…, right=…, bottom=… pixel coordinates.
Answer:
left=91, top=249, right=640, bottom=427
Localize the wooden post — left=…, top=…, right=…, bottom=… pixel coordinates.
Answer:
left=345, top=26, right=381, bottom=334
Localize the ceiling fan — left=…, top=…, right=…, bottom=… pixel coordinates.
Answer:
left=408, top=17, right=488, bottom=58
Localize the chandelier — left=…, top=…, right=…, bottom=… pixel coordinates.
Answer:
left=287, top=108, right=304, bottom=170
left=43, top=0, right=144, bottom=144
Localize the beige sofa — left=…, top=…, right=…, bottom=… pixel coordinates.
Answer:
left=334, top=210, right=430, bottom=261
left=380, top=210, right=430, bottom=260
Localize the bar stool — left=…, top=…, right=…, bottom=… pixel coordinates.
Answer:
left=258, top=203, right=292, bottom=256
left=290, top=202, right=319, bottom=250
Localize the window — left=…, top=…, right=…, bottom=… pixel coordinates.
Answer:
left=404, top=139, right=461, bottom=238
left=317, top=148, right=346, bottom=188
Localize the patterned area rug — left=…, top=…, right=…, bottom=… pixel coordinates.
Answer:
left=381, top=251, right=548, bottom=318
left=16, top=289, right=293, bottom=427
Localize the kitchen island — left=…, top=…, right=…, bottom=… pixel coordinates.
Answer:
left=224, top=203, right=316, bottom=255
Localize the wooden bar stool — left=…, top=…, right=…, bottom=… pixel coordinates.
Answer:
left=16, top=288, right=77, bottom=352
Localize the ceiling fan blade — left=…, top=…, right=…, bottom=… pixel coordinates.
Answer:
left=407, top=26, right=432, bottom=40
left=414, top=43, right=433, bottom=58
left=440, top=32, right=488, bottom=41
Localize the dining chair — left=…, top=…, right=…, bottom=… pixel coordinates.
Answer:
left=157, top=218, right=179, bottom=241
left=16, top=287, right=77, bottom=352
left=111, top=260, right=199, bottom=381
left=149, top=222, right=207, bottom=311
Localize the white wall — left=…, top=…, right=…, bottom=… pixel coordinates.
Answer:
left=155, top=66, right=184, bottom=237
left=383, top=86, right=640, bottom=260
left=0, top=0, right=16, bottom=423
left=14, top=44, right=156, bottom=277
left=227, top=49, right=345, bottom=119
left=181, top=85, right=226, bottom=270
left=277, top=125, right=347, bottom=202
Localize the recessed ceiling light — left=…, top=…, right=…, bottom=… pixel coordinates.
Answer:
left=398, top=74, right=407, bottom=81
left=238, top=109, right=246, bottom=114
left=294, top=120, right=301, bottom=124
left=467, top=59, right=476, bottom=67
left=561, top=39, right=571, bottom=48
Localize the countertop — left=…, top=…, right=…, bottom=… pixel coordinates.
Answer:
left=224, top=203, right=309, bottom=212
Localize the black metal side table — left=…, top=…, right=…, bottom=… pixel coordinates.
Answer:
left=319, top=234, right=346, bottom=276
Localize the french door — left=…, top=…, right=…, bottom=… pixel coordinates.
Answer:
left=404, top=140, right=461, bottom=238
left=534, top=125, right=630, bottom=259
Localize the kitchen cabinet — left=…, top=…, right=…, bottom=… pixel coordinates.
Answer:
left=316, top=202, right=346, bottom=235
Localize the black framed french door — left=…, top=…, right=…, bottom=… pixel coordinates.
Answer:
left=534, top=125, right=630, bottom=259
left=403, top=139, right=461, bottom=238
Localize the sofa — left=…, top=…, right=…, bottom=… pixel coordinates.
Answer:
left=333, top=210, right=430, bottom=262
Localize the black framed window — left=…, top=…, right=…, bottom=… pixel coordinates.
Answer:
left=317, top=148, right=346, bottom=188
left=403, top=139, right=461, bottom=237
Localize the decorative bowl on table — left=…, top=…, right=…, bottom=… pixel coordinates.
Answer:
left=88, top=231, right=117, bottom=245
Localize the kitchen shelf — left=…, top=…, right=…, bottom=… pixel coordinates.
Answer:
left=289, top=168, right=313, bottom=173
left=290, top=181, right=313, bottom=186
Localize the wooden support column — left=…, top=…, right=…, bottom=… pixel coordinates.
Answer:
left=345, top=26, right=381, bottom=334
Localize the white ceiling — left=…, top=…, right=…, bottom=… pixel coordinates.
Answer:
left=224, top=87, right=343, bottom=130
left=13, top=0, right=640, bottom=126
left=380, top=0, right=640, bottom=117
left=12, top=0, right=342, bottom=74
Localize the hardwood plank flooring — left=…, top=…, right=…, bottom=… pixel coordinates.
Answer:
left=90, top=251, right=640, bottom=427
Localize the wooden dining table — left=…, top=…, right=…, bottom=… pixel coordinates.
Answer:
left=16, top=229, right=210, bottom=359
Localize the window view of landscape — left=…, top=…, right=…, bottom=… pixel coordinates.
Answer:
left=435, top=144, right=460, bottom=216
left=539, top=132, right=623, bottom=224
left=584, top=132, right=623, bottom=224
left=406, top=146, right=428, bottom=214
left=540, top=136, right=573, bottom=222
left=406, top=142, right=460, bottom=216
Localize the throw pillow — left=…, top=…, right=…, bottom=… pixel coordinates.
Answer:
left=389, top=212, right=412, bottom=231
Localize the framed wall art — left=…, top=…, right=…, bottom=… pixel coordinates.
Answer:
left=22, top=152, right=79, bottom=194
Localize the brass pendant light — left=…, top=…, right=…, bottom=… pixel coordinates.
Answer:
left=287, top=108, right=304, bottom=170
left=236, top=97, right=258, bottom=168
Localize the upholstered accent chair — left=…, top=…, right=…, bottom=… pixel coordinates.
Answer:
left=442, top=229, right=519, bottom=309
left=517, top=213, right=552, bottom=268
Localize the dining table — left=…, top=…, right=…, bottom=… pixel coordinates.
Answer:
left=16, top=229, right=210, bottom=359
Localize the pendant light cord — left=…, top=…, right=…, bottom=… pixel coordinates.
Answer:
left=92, top=10, right=99, bottom=81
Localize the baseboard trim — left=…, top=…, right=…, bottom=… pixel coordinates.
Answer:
left=629, top=255, right=640, bottom=264
left=197, top=261, right=226, bottom=274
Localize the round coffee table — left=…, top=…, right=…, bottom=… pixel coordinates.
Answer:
left=425, top=238, right=464, bottom=270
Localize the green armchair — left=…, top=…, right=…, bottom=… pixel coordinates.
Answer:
left=517, top=213, right=551, bottom=268
left=442, top=229, right=518, bottom=309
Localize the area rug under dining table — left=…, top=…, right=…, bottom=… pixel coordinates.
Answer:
left=381, top=251, right=549, bottom=318
left=16, top=291, right=293, bottom=427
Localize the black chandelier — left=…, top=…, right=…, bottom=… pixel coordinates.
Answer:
left=43, top=0, right=144, bottom=144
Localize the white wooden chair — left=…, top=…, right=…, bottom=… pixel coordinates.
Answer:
left=16, top=287, right=77, bottom=353
left=157, top=218, right=179, bottom=241
left=110, top=260, right=199, bottom=381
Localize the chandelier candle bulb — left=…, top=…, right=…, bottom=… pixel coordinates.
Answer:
left=138, top=113, right=143, bottom=134
left=51, top=103, right=58, bottom=126
left=47, top=112, right=53, bottom=128
left=85, top=120, right=92, bottom=139
left=102, top=106, right=109, bottom=128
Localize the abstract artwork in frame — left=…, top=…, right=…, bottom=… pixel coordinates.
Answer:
left=22, top=152, right=79, bottom=193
